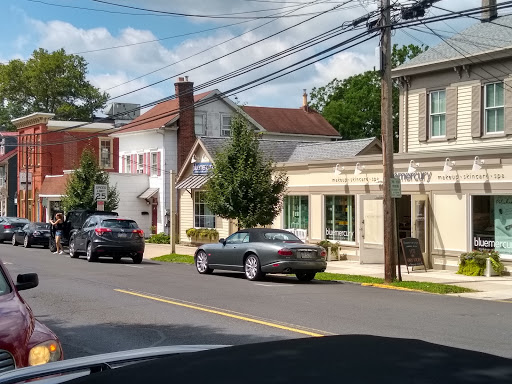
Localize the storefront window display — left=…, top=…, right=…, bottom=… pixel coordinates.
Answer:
left=283, top=196, right=308, bottom=230
left=324, top=195, right=355, bottom=242
left=472, top=195, right=512, bottom=259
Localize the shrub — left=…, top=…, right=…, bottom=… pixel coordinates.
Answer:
left=186, top=228, right=219, bottom=241
left=316, top=240, right=339, bottom=253
left=146, top=232, right=170, bottom=244
left=458, top=250, right=504, bottom=276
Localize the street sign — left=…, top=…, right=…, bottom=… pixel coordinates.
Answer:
left=390, top=177, right=401, bottom=198
left=96, top=200, right=105, bottom=211
left=94, top=184, right=108, bottom=201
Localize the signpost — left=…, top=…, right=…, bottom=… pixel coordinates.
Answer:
left=94, top=184, right=107, bottom=211
left=390, top=178, right=401, bottom=199
left=399, top=237, right=427, bottom=273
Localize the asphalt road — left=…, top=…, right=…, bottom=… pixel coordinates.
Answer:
left=2, top=243, right=512, bottom=360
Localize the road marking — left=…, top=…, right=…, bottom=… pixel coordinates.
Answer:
left=3, top=262, right=12, bottom=265
left=115, top=289, right=325, bottom=337
left=255, top=283, right=293, bottom=287
left=125, top=265, right=144, bottom=269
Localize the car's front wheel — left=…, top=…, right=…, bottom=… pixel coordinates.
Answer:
left=49, top=238, right=57, bottom=253
left=244, top=254, right=264, bottom=281
left=23, top=235, right=31, bottom=248
left=69, top=239, right=79, bottom=258
left=86, top=243, right=97, bottom=262
left=296, top=272, right=316, bottom=282
left=195, top=250, right=213, bottom=274
left=11, top=235, right=17, bottom=246
left=132, top=254, right=143, bottom=264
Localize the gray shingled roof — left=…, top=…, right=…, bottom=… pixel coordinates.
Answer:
left=199, top=136, right=378, bottom=164
left=395, top=15, right=512, bottom=71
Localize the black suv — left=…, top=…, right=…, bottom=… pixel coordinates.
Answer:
left=49, top=210, right=118, bottom=253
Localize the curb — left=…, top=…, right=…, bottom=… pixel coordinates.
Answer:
left=361, top=282, right=429, bottom=293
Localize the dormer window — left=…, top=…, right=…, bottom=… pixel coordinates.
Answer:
left=221, top=114, right=231, bottom=137
left=484, top=82, right=504, bottom=134
left=429, top=90, right=446, bottom=138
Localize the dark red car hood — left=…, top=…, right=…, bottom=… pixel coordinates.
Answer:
left=0, top=291, right=34, bottom=366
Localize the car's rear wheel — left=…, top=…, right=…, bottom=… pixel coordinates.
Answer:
left=69, top=239, right=79, bottom=258
left=11, top=235, right=17, bottom=246
left=23, top=235, right=31, bottom=248
left=49, top=238, right=57, bottom=253
left=296, top=272, right=316, bottom=282
left=132, top=254, right=143, bottom=264
left=244, top=254, right=263, bottom=281
left=195, top=250, right=213, bottom=274
left=86, top=243, right=97, bottom=262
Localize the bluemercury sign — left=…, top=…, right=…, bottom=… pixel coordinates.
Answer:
left=394, top=171, right=432, bottom=183
left=193, top=162, right=213, bottom=175
left=325, top=228, right=354, bottom=241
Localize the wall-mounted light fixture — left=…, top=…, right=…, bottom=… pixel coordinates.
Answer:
left=443, top=158, right=455, bottom=174
left=408, top=160, right=419, bottom=173
left=472, top=156, right=484, bottom=171
left=191, top=154, right=197, bottom=163
left=334, top=164, right=344, bottom=175
left=354, top=163, right=365, bottom=175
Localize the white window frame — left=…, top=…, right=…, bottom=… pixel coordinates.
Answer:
left=221, top=114, right=232, bottom=137
left=137, top=153, right=144, bottom=174
left=484, top=82, right=505, bottom=134
left=125, top=155, right=131, bottom=173
left=429, top=90, right=446, bottom=138
left=194, top=190, right=216, bottom=228
left=194, top=112, right=207, bottom=136
left=150, top=152, right=158, bottom=176
left=99, top=138, right=113, bottom=169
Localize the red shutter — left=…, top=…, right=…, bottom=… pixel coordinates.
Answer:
left=122, top=156, right=125, bottom=173
left=145, top=152, right=149, bottom=174
left=157, top=152, right=161, bottom=176
left=131, top=154, right=136, bottom=174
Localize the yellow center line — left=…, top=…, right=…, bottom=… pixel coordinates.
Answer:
left=115, top=289, right=325, bottom=337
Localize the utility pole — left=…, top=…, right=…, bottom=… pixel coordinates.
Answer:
left=169, top=170, right=176, bottom=254
left=380, top=0, right=396, bottom=283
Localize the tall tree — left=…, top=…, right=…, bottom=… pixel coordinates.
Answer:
left=0, top=48, right=108, bottom=130
left=309, top=44, right=428, bottom=146
left=61, top=148, right=119, bottom=213
left=203, top=113, right=288, bottom=229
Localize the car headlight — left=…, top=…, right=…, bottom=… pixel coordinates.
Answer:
left=28, top=340, right=62, bottom=366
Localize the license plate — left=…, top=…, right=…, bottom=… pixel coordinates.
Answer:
left=117, top=233, right=128, bottom=238
left=297, top=251, right=315, bottom=259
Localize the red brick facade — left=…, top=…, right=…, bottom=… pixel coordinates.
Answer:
left=175, top=77, right=195, bottom=172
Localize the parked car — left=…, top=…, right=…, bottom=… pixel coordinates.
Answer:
left=49, top=209, right=118, bottom=252
left=0, top=257, right=63, bottom=372
left=194, top=228, right=327, bottom=281
left=0, top=217, right=30, bottom=243
left=11, top=222, right=51, bottom=248
left=69, top=215, right=145, bottom=263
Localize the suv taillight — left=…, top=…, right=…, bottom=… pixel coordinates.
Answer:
left=133, top=229, right=144, bottom=238
left=278, top=248, right=293, bottom=256
left=94, top=228, right=112, bottom=236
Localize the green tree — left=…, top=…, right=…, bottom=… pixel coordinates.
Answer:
left=61, top=148, right=119, bottom=213
left=203, top=113, right=288, bottom=229
left=0, top=48, right=108, bottom=130
left=309, top=44, right=428, bottom=146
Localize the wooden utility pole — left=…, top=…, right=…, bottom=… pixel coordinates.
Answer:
left=169, top=170, right=176, bottom=254
left=380, top=0, right=396, bottom=282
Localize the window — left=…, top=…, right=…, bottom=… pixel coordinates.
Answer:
left=324, top=195, right=355, bottom=242
left=137, top=154, right=144, bottom=174
left=36, top=135, right=41, bottom=166
left=225, top=232, right=248, bottom=244
left=283, top=196, right=308, bottom=230
left=472, top=195, right=512, bottom=260
left=194, top=191, right=215, bottom=228
left=150, top=152, right=158, bottom=176
left=0, top=166, right=5, bottom=187
left=429, top=90, right=446, bottom=137
left=0, top=139, right=4, bottom=156
left=125, top=155, right=131, bottom=173
left=195, top=113, right=206, bottom=135
left=485, top=82, right=505, bottom=134
left=221, top=114, right=231, bottom=137
left=263, top=232, right=300, bottom=242
left=99, top=138, right=113, bottom=168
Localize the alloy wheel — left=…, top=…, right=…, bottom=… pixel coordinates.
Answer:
left=195, top=251, right=213, bottom=274
left=244, top=255, right=262, bottom=281
left=86, top=243, right=96, bottom=262
left=23, top=235, right=30, bottom=248
left=11, top=235, right=16, bottom=246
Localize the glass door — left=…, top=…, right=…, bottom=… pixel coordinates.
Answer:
left=411, top=195, right=429, bottom=266
left=359, top=195, right=384, bottom=264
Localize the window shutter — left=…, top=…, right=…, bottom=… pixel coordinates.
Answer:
left=144, top=153, right=148, bottom=174
left=157, top=152, right=161, bottom=176
left=471, top=84, right=482, bottom=138
left=418, top=90, right=427, bottom=142
left=131, top=154, right=136, bottom=174
left=504, top=78, right=512, bottom=135
left=445, top=86, right=458, bottom=140
left=122, top=156, right=125, bottom=173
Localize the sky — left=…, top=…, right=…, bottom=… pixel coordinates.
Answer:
left=0, top=0, right=501, bottom=114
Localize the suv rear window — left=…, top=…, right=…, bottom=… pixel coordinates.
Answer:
left=101, top=219, right=138, bottom=229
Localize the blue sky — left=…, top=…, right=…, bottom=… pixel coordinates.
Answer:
left=0, top=0, right=493, bottom=113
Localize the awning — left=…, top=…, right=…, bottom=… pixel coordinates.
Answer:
left=176, top=175, right=208, bottom=189
left=138, top=188, right=159, bottom=199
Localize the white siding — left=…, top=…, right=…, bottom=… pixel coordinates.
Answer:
left=216, top=217, right=230, bottom=240
left=179, top=189, right=194, bottom=244
left=432, top=194, right=467, bottom=254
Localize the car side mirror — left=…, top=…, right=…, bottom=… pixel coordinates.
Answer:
left=15, top=273, right=39, bottom=291
left=219, top=238, right=226, bottom=245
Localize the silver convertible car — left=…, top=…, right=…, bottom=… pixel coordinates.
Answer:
left=194, top=228, right=327, bottom=281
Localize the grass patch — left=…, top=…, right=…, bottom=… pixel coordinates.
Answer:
left=152, top=254, right=194, bottom=264
left=315, top=272, right=475, bottom=294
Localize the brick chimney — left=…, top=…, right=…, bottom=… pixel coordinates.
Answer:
left=302, top=89, right=309, bottom=112
left=482, top=0, right=497, bottom=22
left=175, top=76, right=195, bottom=172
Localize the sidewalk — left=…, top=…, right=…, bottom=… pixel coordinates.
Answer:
left=144, top=243, right=512, bottom=302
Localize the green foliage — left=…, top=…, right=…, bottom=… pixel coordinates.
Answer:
left=152, top=254, right=194, bottom=264
left=309, top=44, right=427, bottom=148
left=203, top=113, right=288, bottom=229
left=186, top=228, right=197, bottom=238
left=316, top=240, right=339, bottom=253
left=0, top=48, right=108, bottom=129
left=61, top=147, right=120, bottom=213
left=186, top=228, right=219, bottom=240
left=146, top=232, right=170, bottom=244
left=458, top=250, right=504, bottom=276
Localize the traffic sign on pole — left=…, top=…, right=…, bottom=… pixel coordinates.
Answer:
left=94, top=184, right=108, bottom=201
